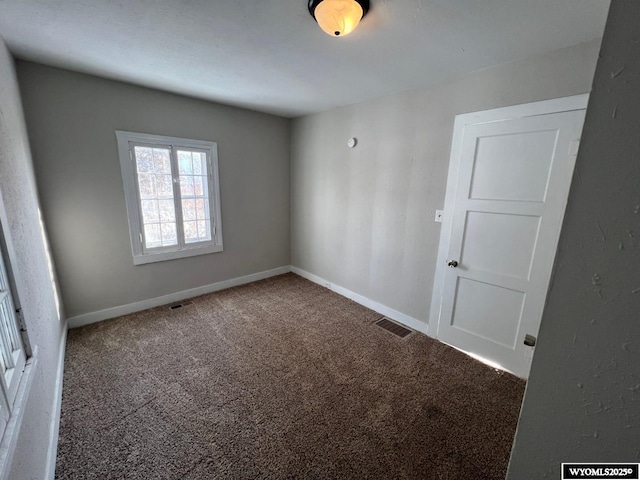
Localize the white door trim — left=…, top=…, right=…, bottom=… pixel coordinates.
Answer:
left=427, top=94, right=589, bottom=339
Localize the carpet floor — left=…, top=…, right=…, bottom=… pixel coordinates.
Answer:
left=56, top=273, right=525, bottom=479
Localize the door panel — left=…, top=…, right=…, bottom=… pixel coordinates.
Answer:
left=431, top=101, right=586, bottom=379
left=469, top=129, right=558, bottom=202
left=451, top=278, right=525, bottom=349
left=461, top=212, right=541, bottom=280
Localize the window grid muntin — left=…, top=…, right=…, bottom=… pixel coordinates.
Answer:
left=0, top=296, right=16, bottom=372
left=0, top=266, right=20, bottom=352
left=134, top=145, right=179, bottom=250
left=0, top=387, right=8, bottom=440
left=178, top=150, right=212, bottom=244
left=0, top=395, right=8, bottom=436
left=0, top=243, right=25, bottom=419
left=131, top=142, right=216, bottom=255
left=0, top=257, right=20, bottom=375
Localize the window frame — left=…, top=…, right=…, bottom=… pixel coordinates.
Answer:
left=116, top=131, right=224, bottom=265
left=0, top=201, right=32, bottom=470
left=0, top=251, right=26, bottom=442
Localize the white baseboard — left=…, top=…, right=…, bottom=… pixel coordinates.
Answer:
left=290, top=266, right=429, bottom=335
left=67, top=265, right=427, bottom=337
left=44, top=322, right=68, bottom=480
left=67, top=266, right=292, bottom=329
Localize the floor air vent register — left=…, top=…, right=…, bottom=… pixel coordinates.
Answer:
left=169, top=300, right=193, bottom=310
left=374, top=317, right=413, bottom=338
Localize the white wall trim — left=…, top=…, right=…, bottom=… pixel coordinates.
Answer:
left=44, top=323, right=68, bottom=480
left=0, top=347, right=38, bottom=480
left=68, top=264, right=428, bottom=334
left=291, top=266, right=428, bottom=335
left=454, top=93, right=590, bottom=126
left=67, top=266, right=292, bottom=328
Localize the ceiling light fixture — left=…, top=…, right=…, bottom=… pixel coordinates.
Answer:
left=308, top=0, right=369, bottom=37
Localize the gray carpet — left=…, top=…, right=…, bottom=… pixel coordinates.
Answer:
left=56, top=273, right=525, bottom=479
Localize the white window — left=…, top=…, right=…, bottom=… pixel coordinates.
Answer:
left=116, top=131, right=223, bottom=265
left=0, top=247, right=26, bottom=441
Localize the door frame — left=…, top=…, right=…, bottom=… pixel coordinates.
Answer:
left=427, top=94, right=589, bottom=341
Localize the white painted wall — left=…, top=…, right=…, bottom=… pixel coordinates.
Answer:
left=17, top=63, right=291, bottom=319
left=291, top=39, right=602, bottom=327
left=508, top=2, right=640, bottom=476
left=0, top=37, right=66, bottom=480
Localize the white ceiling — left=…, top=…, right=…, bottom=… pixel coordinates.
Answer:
left=0, top=0, right=610, bottom=118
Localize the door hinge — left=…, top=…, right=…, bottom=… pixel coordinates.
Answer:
left=568, top=140, right=580, bottom=156
left=139, top=232, right=143, bottom=244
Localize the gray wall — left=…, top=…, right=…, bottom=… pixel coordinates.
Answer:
left=508, top=2, right=640, bottom=476
left=291, top=39, right=601, bottom=324
left=0, top=37, right=66, bottom=479
left=17, top=63, right=291, bottom=318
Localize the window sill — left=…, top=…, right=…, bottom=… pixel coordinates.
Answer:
left=133, top=244, right=223, bottom=265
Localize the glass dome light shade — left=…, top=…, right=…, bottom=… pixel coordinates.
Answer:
left=313, top=0, right=364, bottom=37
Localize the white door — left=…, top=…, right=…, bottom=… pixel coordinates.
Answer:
left=429, top=96, right=587, bottom=379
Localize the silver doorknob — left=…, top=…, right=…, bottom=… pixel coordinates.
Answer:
left=447, top=260, right=458, bottom=268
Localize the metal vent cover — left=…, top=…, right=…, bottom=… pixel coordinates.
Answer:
left=375, top=317, right=413, bottom=338
left=169, top=300, right=193, bottom=310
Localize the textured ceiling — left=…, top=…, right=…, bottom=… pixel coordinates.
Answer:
left=0, top=0, right=610, bottom=117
